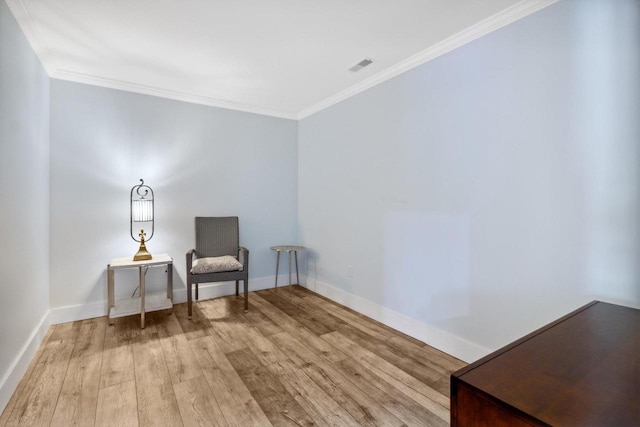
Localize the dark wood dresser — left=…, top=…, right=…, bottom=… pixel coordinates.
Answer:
left=450, top=301, right=640, bottom=426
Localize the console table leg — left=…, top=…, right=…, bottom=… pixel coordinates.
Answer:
left=167, top=263, right=173, bottom=314
left=274, top=251, right=280, bottom=293
left=288, top=250, right=292, bottom=295
left=140, top=266, right=145, bottom=329
left=107, top=266, right=114, bottom=325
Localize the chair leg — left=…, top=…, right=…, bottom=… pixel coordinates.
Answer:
left=244, top=279, right=248, bottom=312
left=235, top=280, right=239, bottom=299
left=195, top=283, right=199, bottom=301
left=187, top=278, right=193, bottom=319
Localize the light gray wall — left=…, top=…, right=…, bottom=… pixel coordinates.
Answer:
left=50, top=80, right=298, bottom=309
left=0, top=0, right=50, bottom=408
left=299, top=0, right=640, bottom=355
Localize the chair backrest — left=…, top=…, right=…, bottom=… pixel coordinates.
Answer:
left=195, top=217, right=239, bottom=258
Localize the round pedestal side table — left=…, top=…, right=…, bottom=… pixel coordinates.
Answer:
left=270, top=245, right=305, bottom=294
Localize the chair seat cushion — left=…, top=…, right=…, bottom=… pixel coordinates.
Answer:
left=191, top=256, right=243, bottom=274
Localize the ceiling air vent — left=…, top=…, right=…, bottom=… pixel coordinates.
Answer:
left=349, top=58, right=374, bottom=72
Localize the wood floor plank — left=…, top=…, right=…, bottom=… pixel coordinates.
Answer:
left=302, top=291, right=426, bottom=346
left=4, top=322, right=80, bottom=426
left=241, top=306, right=284, bottom=337
left=50, top=318, right=106, bottom=426
left=273, top=289, right=451, bottom=386
left=250, top=293, right=348, bottom=364
left=269, top=288, right=454, bottom=396
left=173, top=376, right=227, bottom=427
left=430, top=376, right=451, bottom=397
left=226, top=347, right=314, bottom=427
left=196, top=301, right=247, bottom=354
left=334, top=358, right=448, bottom=427
left=132, top=317, right=184, bottom=427
left=322, top=331, right=450, bottom=422
left=217, top=294, right=285, bottom=338
left=270, top=331, right=405, bottom=427
left=0, top=327, right=54, bottom=425
left=118, top=316, right=142, bottom=342
left=209, top=294, right=366, bottom=425
left=301, top=290, right=463, bottom=373
left=294, top=287, right=466, bottom=382
left=173, top=303, right=210, bottom=341
left=256, top=290, right=334, bottom=336
left=240, top=324, right=290, bottom=366
left=267, top=289, right=350, bottom=334
left=153, top=312, right=203, bottom=385
left=334, top=320, right=446, bottom=385
left=199, top=297, right=288, bottom=367
left=267, top=359, right=360, bottom=427
left=4, top=292, right=465, bottom=427
left=95, top=380, right=139, bottom=427
left=100, top=316, right=135, bottom=389
left=72, top=317, right=107, bottom=355
left=190, top=335, right=272, bottom=427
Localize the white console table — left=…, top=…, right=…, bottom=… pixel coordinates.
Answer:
left=107, top=253, right=173, bottom=328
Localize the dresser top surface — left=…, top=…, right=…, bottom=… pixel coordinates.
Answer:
left=454, top=301, right=640, bottom=426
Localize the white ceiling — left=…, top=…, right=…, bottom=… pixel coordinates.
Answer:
left=8, top=0, right=556, bottom=119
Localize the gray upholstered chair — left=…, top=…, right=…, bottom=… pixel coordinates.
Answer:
left=186, top=217, right=249, bottom=318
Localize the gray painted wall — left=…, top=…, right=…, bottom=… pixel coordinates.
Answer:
left=298, top=0, right=640, bottom=356
left=50, top=80, right=298, bottom=310
left=0, top=0, right=50, bottom=409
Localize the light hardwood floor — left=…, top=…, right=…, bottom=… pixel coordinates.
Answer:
left=0, top=286, right=466, bottom=426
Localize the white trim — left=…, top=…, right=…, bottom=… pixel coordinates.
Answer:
left=4, top=0, right=58, bottom=75
left=48, top=274, right=289, bottom=325
left=0, top=310, right=51, bottom=414
left=7, top=0, right=558, bottom=121
left=50, top=69, right=298, bottom=121
left=297, top=0, right=560, bottom=119
left=303, top=280, right=491, bottom=363
left=48, top=300, right=107, bottom=325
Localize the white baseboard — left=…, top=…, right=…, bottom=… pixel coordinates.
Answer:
left=303, top=280, right=491, bottom=363
left=48, top=274, right=290, bottom=325
left=0, top=310, right=51, bottom=415
left=49, top=300, right=106, bottom=325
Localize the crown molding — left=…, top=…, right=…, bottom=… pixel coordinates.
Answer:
left=297, top=0, right=559, bottom=120
left=50, top=69, right=299, bottom=120
left=8, top=0, right=557, bottom=121
left=5, top=0, right=58, bottom=75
